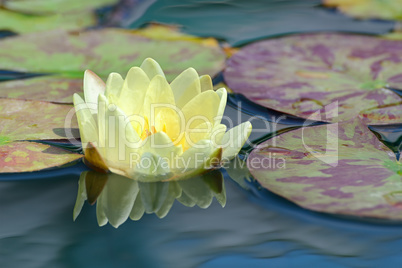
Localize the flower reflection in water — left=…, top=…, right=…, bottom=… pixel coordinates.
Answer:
left=73, top=170, right=226, bottom=228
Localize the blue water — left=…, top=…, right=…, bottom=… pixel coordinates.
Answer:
left=2, top=168, right=402, bottom=268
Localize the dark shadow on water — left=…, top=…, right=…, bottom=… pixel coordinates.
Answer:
left=52, top=128, right=80, bottom=139
left=0, top=70, right=47, bottom=82
left=369, top=124, right=402, bottom=160
left=0, top=30, right=16, bottom=39
left=0, top=160, right=88, bottom=182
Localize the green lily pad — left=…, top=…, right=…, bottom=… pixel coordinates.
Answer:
left=323, top=0, right=402, bottom=21
left=0, top=28, right=226, bottom=81
left=0, top=0, right=118, bottom=34
left=0, top=9, right=96, bottom=34
left=0, top=141, right=82, bottom=173
left=0, top=98, right=78, bottom=140
left=224, top=33, right=402, bottom=123
left=0, top=76, right=82, bottom=103
left=4, top=0, right=117, bottom=15
left=248, top=118, right=402, bottom=219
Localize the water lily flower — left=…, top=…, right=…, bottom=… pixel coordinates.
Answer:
left=73, top=58, right=251, bottom=181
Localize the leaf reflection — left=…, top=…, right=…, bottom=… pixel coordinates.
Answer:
left=73, top=170, right=226, bottom=228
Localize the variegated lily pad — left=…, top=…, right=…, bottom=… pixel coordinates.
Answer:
left=0, top=141, right=82, bottom=173
left=0, top=76, right=82, bottom=103
left=224, top=33, right=402, bottom=124
left=248, top=118, right=402, bottom=219
left=360, top=102, right=402, bottom=125
left=0, top=28, right=225, bottom=81
left=0, top=98, right=78, bottom=140
left=0, top=0, right=118, bottom=34
left=323, top=0, right=402, bottom=21
left=0, top=9, right=96, bottom=34
left=3, top=0, right=117, bottom=14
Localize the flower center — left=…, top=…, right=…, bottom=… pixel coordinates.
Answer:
left=140, top=116, right=167, bottom=140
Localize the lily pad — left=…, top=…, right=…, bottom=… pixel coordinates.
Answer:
left=3, top=0, right=117, bottom=15
left=323, top=0, right=402, bottom=21
left=0, top=98, right=78, bottom=140
left=360, top=102, right=402, bottom=125
left=0, top=141, right=82, bottom=173
left=0, top=76, right=82, bottom=103
left=224, top=33, right=402, bottom=123
left=0, top=28, right=225, bottom=81
left=0, top=0, right=118, bottom=34
left=0, top=9, right=96, bottom=34
left=248, top=118, right=402, bottom=220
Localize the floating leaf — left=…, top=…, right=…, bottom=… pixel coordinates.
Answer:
left=129, top=24, right=219, bottom=46
left=0, top=76, right=82, bottom=103
left=224, top=33, right=402, bottom=123
left=0, top=28, right=225, bottom=81
left=248, top=118, right=402, bottom=219
left=0, top=98, right=78, bottom=140
left=0, top=0, right=118, bottom=34
left=122, top=0, right=394, bottom=46
left=360, top=102, right=402, bottom=125
left=0, top=9, right=96, bottom=34
left=323, top=0, right=402, bottom=20
left=0, top=141, right=82, bottom=173
left=4, top=0, right=117, bottom=15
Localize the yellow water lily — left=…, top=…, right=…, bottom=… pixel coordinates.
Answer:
left=73, top=58, right=251, bottom=181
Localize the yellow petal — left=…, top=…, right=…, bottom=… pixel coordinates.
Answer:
left=103, top=104, right=141, bottom=171
left=140, top=131, right=183, bottom=160
left=73, top=93, right=98, bottom=149
left=105, top=72, right=124, bottom=100
left=180, top=121, right=213, bottom=151
left=181, top=90, right=220, bottom=130
left=199, top=75, right=213, bottom=92
left=170, top=67, right=201, bottom=108
left=140, top=58, right=165, bottom=80
left=134, top=152, right=170, bottom=178
left=210, top=123, right=227, bottom=146
left=83, top=70, right=105, bottom=112
left=215, top=87, right=227, bottom=126
left=142, top=75, right=180, bottom=140
left=97, top=94, right=108, bottom=151
left=118, top=67, right=150, bottom=116
left=221, top=121, right=252, bottom=161
left=174, top=139, right=221, bottom=173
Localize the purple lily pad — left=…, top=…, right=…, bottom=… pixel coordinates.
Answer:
left=0, top=141, right=82, bottom=173
left=0, top=76, right=82, bottom=103
left=224, top=33, right=402, bottom=124
left=360, top=102, right=402, bottom=125
left=0, top=98, right=78, bottom=140
left=248, top=118, right=402, bottom=219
